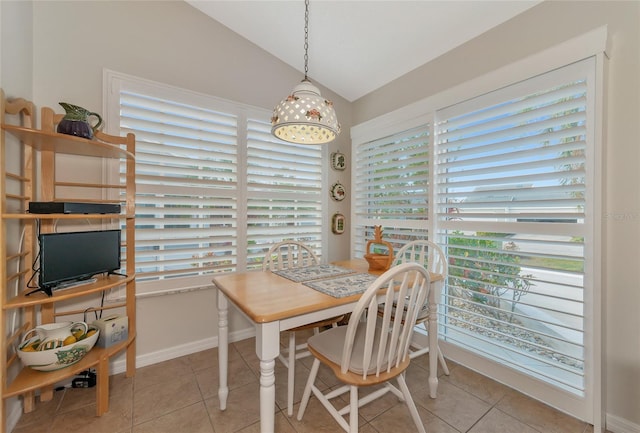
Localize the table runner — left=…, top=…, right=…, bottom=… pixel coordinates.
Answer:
left=272, top=264, right=356, bottom=283
left=303, top=272, right=379, bottom=298
left=272, top=264, right=381, bottom=298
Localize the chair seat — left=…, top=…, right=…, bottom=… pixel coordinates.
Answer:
left=308, top=322, right=397, bottom=376
left=289, top=315, right=346, bottom=332
left=378, top=302, right=430, bottom=323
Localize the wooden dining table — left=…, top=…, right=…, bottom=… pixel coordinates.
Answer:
left=213, top=259, right=443, bottom=433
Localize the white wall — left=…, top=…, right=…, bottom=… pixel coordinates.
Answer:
left=353, top=1, right=640, bottom=429
left=1, top=0, right=32, bottom=100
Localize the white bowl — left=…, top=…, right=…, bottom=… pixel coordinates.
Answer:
left=17, top=329, right=99, bottom=372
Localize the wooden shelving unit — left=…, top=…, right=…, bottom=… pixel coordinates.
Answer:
left=0, top=90, right=136, bottom=431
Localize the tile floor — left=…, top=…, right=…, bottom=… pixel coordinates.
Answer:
left=12, top=332, right=604, bottom=433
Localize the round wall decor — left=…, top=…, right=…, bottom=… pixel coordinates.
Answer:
left=330, top=181, right=346, bottom=201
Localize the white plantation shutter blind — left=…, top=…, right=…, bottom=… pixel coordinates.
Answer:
left=435, top=59, right=594, bottom=396
left=436, top=72, right=587, bottom=225
left=107, top=72, right=323, bottom=293
left=351, top=50, right=602, bottom=419
left=119, top=90, right=238, bottom=282
left=246, top=118, right=323, bottom=268
left=352, top=125, right=431, bottom=256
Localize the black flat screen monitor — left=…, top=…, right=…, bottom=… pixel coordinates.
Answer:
left=38, top=229, right=121, bottom=291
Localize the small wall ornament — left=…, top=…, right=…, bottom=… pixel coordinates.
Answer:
left=332, top=213, right=345, bottom=234
left=330, top=181, right=346, bottom=201
left=331, top=151, right=346, bottom=171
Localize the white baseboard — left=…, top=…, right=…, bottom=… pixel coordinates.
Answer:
left=607, top=414, right=640, bottom=433
left=6, top=398, right=23, bottom=433
left=110, top=327, right=255, bottom=374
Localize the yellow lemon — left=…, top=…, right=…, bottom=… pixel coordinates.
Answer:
left=73, top=329, right=84, bottom=339
left=86, top=329, right=97, bottom=338
left=21, top=345, right=35, bottom=352
left=63, top=335, right=77, bottom=346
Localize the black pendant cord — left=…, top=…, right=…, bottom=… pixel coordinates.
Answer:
left=303, top=0, right=309, bottom=80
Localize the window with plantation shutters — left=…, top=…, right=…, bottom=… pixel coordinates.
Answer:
left=435, top=59, right=592, bottom=397
left=351, top=51, right=603, bottom=422
left=119, top=89, right=238, bottom=280
left=105, top=71, right=323, bottom=295
left=352, top=124, right=431, bottom=256
left=246, top=118, right=323, bottom=268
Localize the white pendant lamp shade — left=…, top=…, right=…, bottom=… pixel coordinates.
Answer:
left=271, top=79, right=340, bottom=144
left=270, top=0, right=340, bottom=145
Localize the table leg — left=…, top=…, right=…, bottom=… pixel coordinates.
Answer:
left=256, top=321, right=280, bottom=433
left=428, top=285, right=439, bottom=398
left=218, top=291, right=229, bottom=410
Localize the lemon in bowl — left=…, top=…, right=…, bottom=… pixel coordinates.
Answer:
left=17, top=327, right=100, bottom=372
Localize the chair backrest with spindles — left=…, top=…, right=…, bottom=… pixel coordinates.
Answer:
left=393, top=240, right=447, bottom=276
left=340, top=263, right=431, bottom=379
left=262, top=241, right=320, bottom=271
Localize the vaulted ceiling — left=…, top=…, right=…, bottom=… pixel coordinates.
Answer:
left=186, top=1, right=541, bottom=102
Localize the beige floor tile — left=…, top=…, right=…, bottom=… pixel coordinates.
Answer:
left=369, top=403, right=458, bottom=433
left=56, top=386, right=98, bottom=414
left=133, top=373, right=202, bottom=425
left=131, top=401, right=214, bottom=433
left=231, top=337, right=257, bottom=360
left=408, top=350, right=440, bottom=375
left=496, top=390, right=588, bottom=433
left=345, top=383, right=406, bottom=422
left=47, top=388, right=133, bottom=433
left=194, top=366, right=219, bottom=400
left=55, top=371, right=134, bottom=415
left=235, top=411, right=297, bottom=433
left=412, top=379, right=491, bottom=432
left=133, top=356, right=192, bottom=391
left=13, top=391, right=64, bottom=432
left=195, top=351, right=257, bottom=401
left=468, top=407, right=541, bottom=433
left=443, top=364, right=510, bottom=405
left=289, top=396, right=365, bottom=433
left=204, top=381, right=267, bottom=433
left=185, top=347, right=219, bottom=373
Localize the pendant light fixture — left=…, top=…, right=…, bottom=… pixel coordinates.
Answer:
left=271, top=0, right=340, bottom=144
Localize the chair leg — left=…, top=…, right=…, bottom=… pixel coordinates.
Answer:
left=438, top=346, right=450, bottom=375
left=287, top=331, right=296, bottom=416
left=349, top=385, right=358, bottom=433
left=297, top=358, right=320, bottom=421
left=397, top=373, right=426, bottom=433
left=421, top=322, right=450, bottom=375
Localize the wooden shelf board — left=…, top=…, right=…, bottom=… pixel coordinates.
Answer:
left=3, top=334, right=136, bottom=399
left=3, top=274, right=135, bottom=309
left=2, top=124, right=135, bottom=160
left=2, top=213, right=128, bottom=220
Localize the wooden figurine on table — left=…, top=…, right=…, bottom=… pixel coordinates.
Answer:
left=364, top=225, right=394, bottom=271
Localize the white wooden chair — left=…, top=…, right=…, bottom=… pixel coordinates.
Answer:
left=262, top=240, right=345, bottom=416
left=297, top=262, right=430, bottom=433
left=392, top=240, right=450, bottom=375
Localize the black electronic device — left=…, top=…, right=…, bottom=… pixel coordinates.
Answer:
left=28, top=229, right=122, bottom=296
left=72, top=370, right=97, bottom=388
left=28, top=201, right=121, bottom=215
